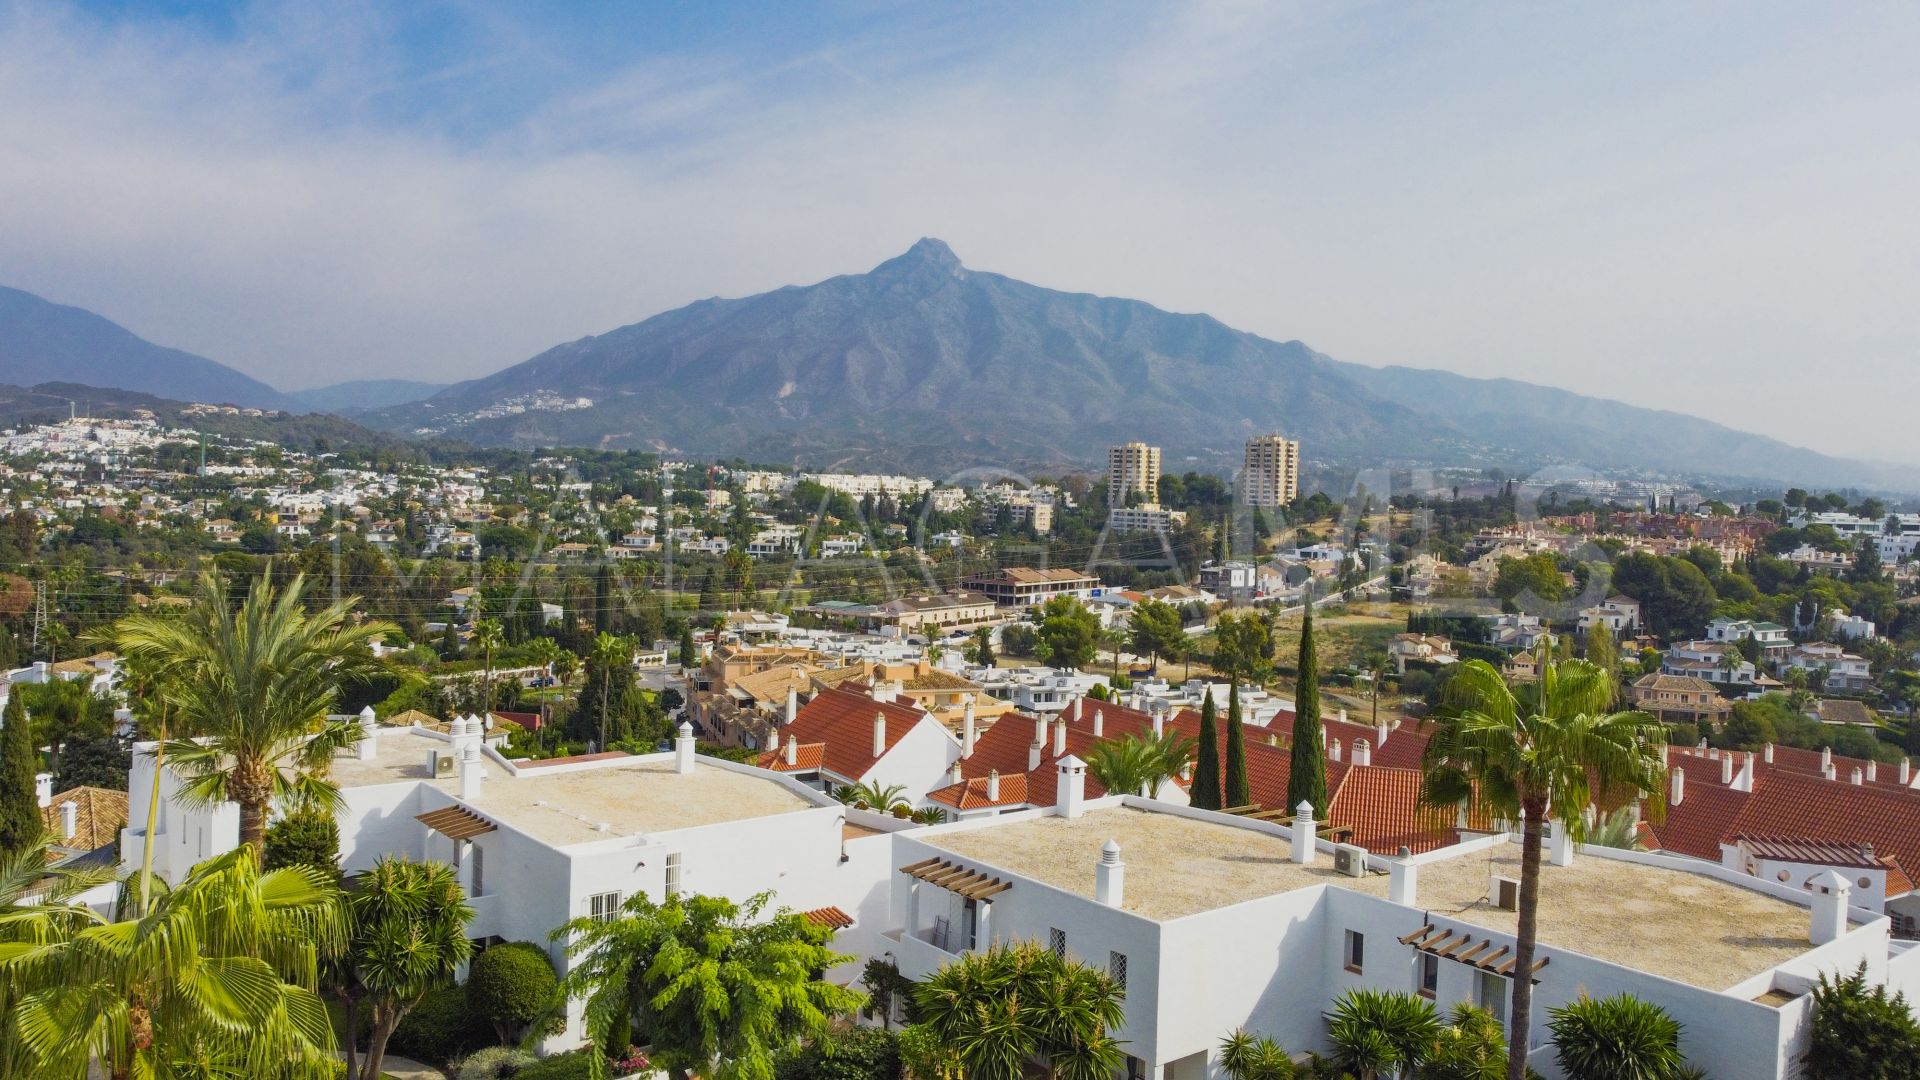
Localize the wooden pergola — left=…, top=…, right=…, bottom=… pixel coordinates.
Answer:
left=415, top=805, right=497, bottom=841
left=899, top=856, right=1013, bottom=901
left=1400, top=923, right=1549, bottom=980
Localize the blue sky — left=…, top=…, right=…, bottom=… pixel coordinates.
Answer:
left=2, top=2, right=1917, bottom=464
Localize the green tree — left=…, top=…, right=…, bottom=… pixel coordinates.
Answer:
left=913, top=941, right=1124, bottom=1080
left=969, top=626, right=996, bottom=668
left=113, top=570, right=395, bottom=853
left=677, top=625, right=697, bottom=669
left=1418, top=644, right=1669, bottom=1080
left=1584, top=622, right=1618, bottom=701
left=470, top=619, right=505, bottom=701
left=0, top=694, right=40, bottom=859
left=1212, top=609, right=1276, bottom=684
left=1547, top=993, right=1689, bottom=1080
left=1128, top=598, right=1184, bottom=673
left=1036, top=597, right=1100, bottom=671
left=1325, top=987, right=1441, bottom=1080
left=1288, top=603, right=1327, bottom=816
left=834, top=780, right=909, bottom=812
left=263, top=808, right=342, bottom=878
left=581, top=633, right=636, bottom=751
left=1000, top=624, right=1038, bottom=659
left=1423, top=1003, right=1512, bottom=1080
left=1219, top=1028, right=1295, bottom=1079
left=1084, top=730, right=1195, bottom=798
left=339, top=856, right=475, bottom=1080
left=1223, top=683, right=1250, bottom=808
left=555, top=890, right=862, bottom=1080
left=6, top=846, right=343, bottom=1079
left=1191, top=690, right=1223, bottom=810
left=1805, top=961, right=1920, bottom=1079
left=466, top=941, right=559, bottom=1045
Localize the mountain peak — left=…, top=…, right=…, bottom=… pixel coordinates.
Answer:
left=872, top=237, right=964, bottom=279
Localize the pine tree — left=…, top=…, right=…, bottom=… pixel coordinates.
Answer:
left=0, top=693, right=44, bottom=857
left=1287, top=604, right=1328, bottom=816
left=677, top=625, right=697, bottom=669
left=1190, top=690, right=1222, bottom=810
left=1224, top=682, right=1250, bottom=809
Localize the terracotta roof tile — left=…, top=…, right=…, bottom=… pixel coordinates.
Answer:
left=774, top=686, right=933, bottom=782
left=43, top=786, right=128, bottom=852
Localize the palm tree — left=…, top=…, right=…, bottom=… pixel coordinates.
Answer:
left=1219, top=1028, right=1294, bottom=1079
left=338, top=856, right=474, bottom=1080
left=1084, top=730, right=1195, bottom=798
left=834, top=780, right=909, bottom=812
left=2, top=846, right=344, bottom=1079
left=470, top=619, right=505, bottom=708
left=524, top=637, right=566, bottom=731
left=1423, top=1003, right=1511, bottom=1080
left=1546, top=993, right=1688, bottom=1080
left=1582, top=806, right=1644, bottom=851
left=1418, top=642, right=1669, bottom=1080
left=554, top=890, right=861, bottom=1080
left=587, top=632, right=634, bottom=752
left=113, top=570, right=396, bottom=853
left=1325, top=987, right=1440, bottom=1080
left=913, top=941, right=1125, bottom=1080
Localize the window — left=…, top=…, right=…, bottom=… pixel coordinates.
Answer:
left=664, top=853, right=683, bottom=897
left=1049, top=928, right=1067, bottom=959
left=470, top=842, right=485, bottom=898
left=1417, top=952, right=1438, bottom=998
left=588, top=891, right=622, bottom=923
left=1343, top=930, right=1365, bottom=974
left=1108, top=951, right=1128, bottom=993
left=1476, top=970, right=1507, bottom=1024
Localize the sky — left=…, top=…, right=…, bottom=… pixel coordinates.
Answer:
left=2, top=2, right=1917, bottom=462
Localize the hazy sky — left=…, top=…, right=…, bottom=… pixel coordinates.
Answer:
left=2, top=2, right=1917, bottom=462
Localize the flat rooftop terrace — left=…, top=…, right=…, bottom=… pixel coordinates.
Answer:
left=1418, top=847, right=1817, bottom=991
left=924, top=806, right=1391, bottom=920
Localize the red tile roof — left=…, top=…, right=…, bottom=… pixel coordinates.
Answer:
left=755, top=741, right=826, bottom=772
left=767, top=686, right=934, bottom=782
left=927, top=772, right=1030, bottom=810
left=1326, top=766, right=1468, bottom=855
left=801, top=906, right=855, bottom=930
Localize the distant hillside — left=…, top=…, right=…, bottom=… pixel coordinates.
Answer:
left=377, top=239, right=1913, bottom=490
left=288, top=379, right=445, bottom=413
left=0, top=381, right=414, bottom=454
left=0, top=285, right=291, bottom=409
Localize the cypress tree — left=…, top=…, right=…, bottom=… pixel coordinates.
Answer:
left=1224, top=682, right=1250, bottom=809
left=1191, top=689, right=1222, bottom=810
left=0, top=694, right=42, bottom=857
left=1287, top=603, right=1328, bottom=816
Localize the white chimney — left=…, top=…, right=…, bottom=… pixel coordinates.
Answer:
left=59, top=800, right=77, bottom=840
left=784, top=686, right=797, bottom=726
left=1824, top=762, right=1838, bottom=782
left=872, top=711, right=888, bottom=759
left=1330, top=739, right=1342, bottom=763
left=1850, top=767, right=1864, bottom=786
left=1152, top=708, right=1165, bottom=737
left=1093, top=709, right=1104, bottom=738
left=1072, top=697, right=1083, bottom=721
left=357, top=707, right=379, bottom=762
left=1903, top=758, right=1913, bottom=786
left=1028, top=739, right=1043, bottom=772
left=1732, top=752, right=1755, bottom=793
left=35, top=772, right=53, bottom=809
left=675, top=721, right=696, bottom=774
left=1053, top=719, right=1068, bottom=757
left=1388, top=858, right=1419, bottom=905
left=1670, top=767, right=1686, bottom=806
left=1376, top=719, right=1389, bottom=746
left=1353, top=738, right=1371, bottom=768
left=1764, top=742, right=1775, bottom=763
left=1550, top=820, right=1575, bottom=867
left=1808, top=869, right=1852, bottom=945
left=1338, top=707, right=1348, bottom=724
left=962, top=706, right=977, bottom=758
left=1821, top=746, right=1833, bottom=770
left=1096, top=839, right=1125, bottom=907
left=459, top=743, right=483, bottom=801
left=1867, top=761, right=1878, bottom=783
left=783, top=734, right=798, bottom=766
left=1056, top=754, right=1087, bottom=819
left=1035, top=715, right=1048, bottom=745
left=1721, top=755, right=1734, bottom=785
left=949, top=760, right=964, bottom=785
left=987, top=769, right=1001, bottom=801
left=1291, top=801, right=1316, bottom=865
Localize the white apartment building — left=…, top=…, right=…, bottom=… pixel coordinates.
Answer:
left=1241, top=434, right=1301, bottom=508
left=884, top=768, right=1920, bottom=1080
left=1107, top=442, right=1160, bottom=507
left=1784, top=643, right=1874, bottom=693
left=1107, top=506, right=1187, bottom=535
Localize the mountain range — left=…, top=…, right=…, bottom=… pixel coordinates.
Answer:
left=2, top=245, right=1913, bottom=490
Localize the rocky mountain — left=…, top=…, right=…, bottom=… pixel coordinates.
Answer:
left=0, top=285, right=291, bottom=409
left=287, top=379, right=446, bottom=413
left=381, top=239, right=1909, bottom=489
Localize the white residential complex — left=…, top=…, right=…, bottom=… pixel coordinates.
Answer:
left=1241, top=433, right=1302, bottom=508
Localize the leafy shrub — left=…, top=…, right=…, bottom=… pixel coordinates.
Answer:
left=456, top=1047, right=537, bottom=1080
left=511, top=1049, right=597, bottom=1080
left=467, top=941, right=560, bottom=1043
left=775, top=1027, right=900, bottom=1080
left=262, top=809, right=341, bottom=877
left=388, top=983, right=492, bottom=1066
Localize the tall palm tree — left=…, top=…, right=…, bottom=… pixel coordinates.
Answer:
left=2, top=846, right=344, bottom=1080
left=338, top=856, right=474, bottom=1080
left=1418, top=642, right=1668, bottom=1080
left=113, top=570, right=396, bottom=854
left=1546, top=993, right=1689, bottom=1080
left=913, top=941, right=1124, bottom=1080
left=470, top=618, right=505, bottom=711
left=1084, top=730, right=1195, bottom=798
left=587, top=632, right=634, bottom=752
left=524, top=637, right=565, bottom=731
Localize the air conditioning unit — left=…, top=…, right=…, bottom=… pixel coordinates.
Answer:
left=1492, top=875, right=1520, bottom=911
left=1333, top=843, right=1369, bottom=878
left=430, top=751, right=457, bottom=778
